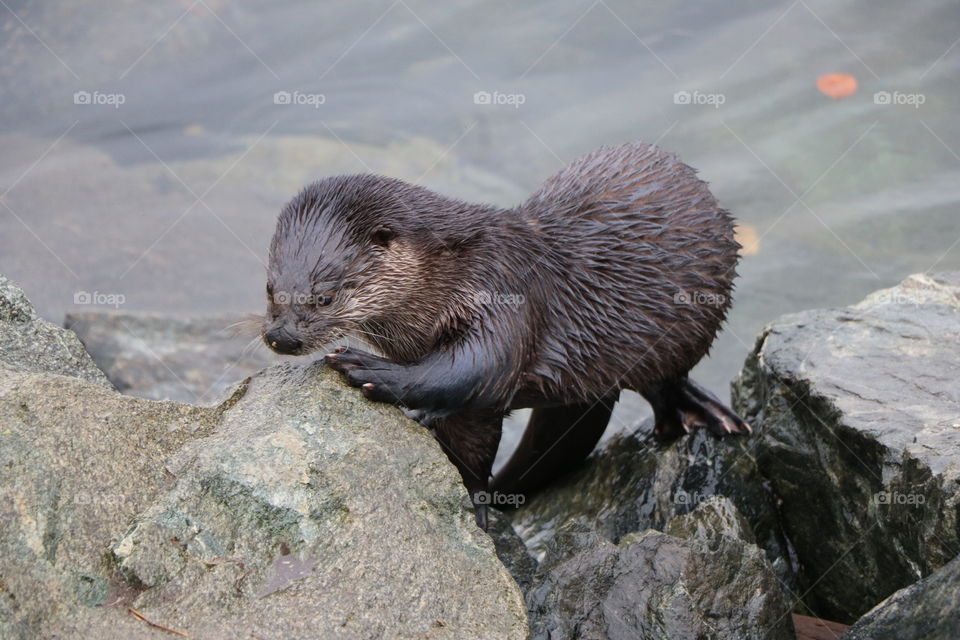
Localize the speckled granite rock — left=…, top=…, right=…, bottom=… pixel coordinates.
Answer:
left=0, top=274, right=111, bottom=386
left=0, top=277, right=224, bottom=639
left=100, top=363, right=527, bottom=640
left=1, top=275, right=528, bottom=640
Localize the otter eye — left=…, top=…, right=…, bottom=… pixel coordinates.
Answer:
left=371, top=226, right=395, bottom=247
left=315, top=293, right=333, bottom=307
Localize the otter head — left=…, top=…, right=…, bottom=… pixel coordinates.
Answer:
left=262, top=176, right=430, bottom=356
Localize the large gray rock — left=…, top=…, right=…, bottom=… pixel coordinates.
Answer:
left=64, top=311, right=280, bottom=405
left=732, top=272, right=960, bottom=622
left=97, top=363, right=527, bottom=640
left=0, top=275, right=111, bottom=387
left=0, top=373, right=225, bottom=639
left=1, top=276, right=528, bottom=639
left=842, top=553, right=960, bottom=640
left=0, top=303, right=226, bottom=638
left=526, top=497, right=794, bottom=640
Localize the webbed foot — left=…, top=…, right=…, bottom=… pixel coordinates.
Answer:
left=643, top=377, right=751, bottom=442
left=324, top=346, right=409, bottom=404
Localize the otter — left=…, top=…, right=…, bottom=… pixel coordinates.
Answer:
left=262, top=141, right=749, bottom=528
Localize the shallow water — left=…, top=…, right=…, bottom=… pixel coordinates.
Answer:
left=1, top=0, right=958, bottom=441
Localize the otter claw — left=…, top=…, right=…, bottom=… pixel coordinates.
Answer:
left=361, top=381, right=407, bottom=405
left=474, top=504, right=488, bottom=531
left=325, top=347, right=410, bottom=406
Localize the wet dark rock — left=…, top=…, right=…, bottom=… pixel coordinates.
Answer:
left=64, top=310, right=279, bottom=405
left=510, top=423, right=792, bottom=588
left=842, top=553, right=960, bottom=640
left=732, top=272, right=960, bottom=622
left=510, top=271, right=959, bottom=633
left=527, top=497, right=794, bottom=640
left=664, top=494, right=756, bottom=545
left=488, top=508, right=539, bottom=594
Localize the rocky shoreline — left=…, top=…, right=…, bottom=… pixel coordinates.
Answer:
left=2, top=271, right=958, bottom=639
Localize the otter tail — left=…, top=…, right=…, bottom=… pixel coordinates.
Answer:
left=490, top=396, right=616, bottom=502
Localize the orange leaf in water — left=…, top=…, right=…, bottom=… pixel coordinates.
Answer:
left=817, top=73, right=858, bottom=99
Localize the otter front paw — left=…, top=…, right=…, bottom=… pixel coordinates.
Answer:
left=324, top=347, right=410, bottom=405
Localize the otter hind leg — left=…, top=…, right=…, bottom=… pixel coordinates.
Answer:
left=427, top=410, right=504, bottom=530
left=490, top=395, right=617, bottom=503
left=641, top=377, right=750, bottom=442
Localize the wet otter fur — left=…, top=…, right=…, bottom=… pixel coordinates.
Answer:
left=262, top=141, right=749, bottom=528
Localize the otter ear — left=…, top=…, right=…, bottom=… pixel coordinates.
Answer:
left=371, top=225, right=395, bottom=247
left=444, top=229, right=483, bottom=253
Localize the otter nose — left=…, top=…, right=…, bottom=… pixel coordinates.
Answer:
left=265, top=328, right=303, bottom=354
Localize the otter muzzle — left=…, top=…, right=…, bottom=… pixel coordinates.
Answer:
left=264, top=327, right=303, bottom=355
